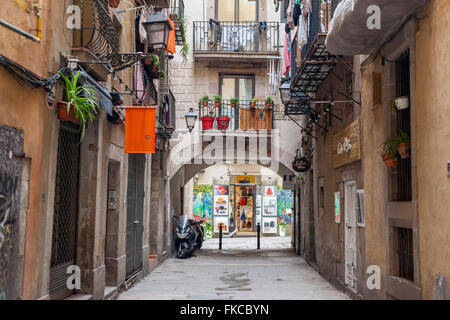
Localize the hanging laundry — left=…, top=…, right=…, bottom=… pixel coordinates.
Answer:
left=166, top=18, right=176, bottom=54
left=139, top=11, right=147, bottom=44
left=283, top=32, right=291, bottom=76
left=287, top=0, right=295, bottom=30
left=293, top=0, right=302, bottom=26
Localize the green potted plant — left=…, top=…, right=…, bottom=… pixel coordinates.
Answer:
left=201, top=95, right=209, bottom=107
left=204, top=220, right=213, bottom=239
left=278, top=220, right=287, bottom=237
left=265, top=96, right=272, bottom=109
left=396, top=130, right=411, bottom=159
left=230, top=97, right=239, bottom=108
left=381, top=136, right=399, bottom=168
left=159, top=70, right=166, bottom=79
left=58, top=71, right=100, bottom=142
left=214, top=95, right=222, bottom=108
left=250, top=97, right=258, bottom=109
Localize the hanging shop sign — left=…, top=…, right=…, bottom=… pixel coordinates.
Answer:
left=332, top=119, right=361, bottom=168
left=292, top=157, right=311, bottom=172
left=236, top=175, right=255, bottom=184
left=125, top=106, right=156, bottom=154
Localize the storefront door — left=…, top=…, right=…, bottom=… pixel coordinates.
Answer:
left=234, top=184, right=256, bottom=232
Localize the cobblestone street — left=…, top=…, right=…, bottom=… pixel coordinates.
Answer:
left=118, top=237, right=350, bottom=300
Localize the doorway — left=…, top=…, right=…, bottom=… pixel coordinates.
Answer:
left=49, top=122, right=81, bottom=300
left=234, top=185, right=256, bottom=233
left=344, top=180, right=357, bottom=292
left=125, top=154, right=145, bottom=278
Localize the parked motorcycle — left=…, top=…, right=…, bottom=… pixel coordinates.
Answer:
left=175, top=215, right=204, bottom=259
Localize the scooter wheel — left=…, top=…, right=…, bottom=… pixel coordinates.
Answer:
left=177, top=248, right=190, bottom=259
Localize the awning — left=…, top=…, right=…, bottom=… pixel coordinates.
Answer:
left=78, top=69, right=113, bottom=116
left=326, top=0, right=427, bottom=56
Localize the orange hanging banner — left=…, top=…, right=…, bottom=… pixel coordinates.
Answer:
left=166, top=18, right=176, bottom=54
left=125, top=106, right=157, bottom=154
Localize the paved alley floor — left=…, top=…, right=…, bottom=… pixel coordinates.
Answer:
left=118, top=237, right=350, bottom=300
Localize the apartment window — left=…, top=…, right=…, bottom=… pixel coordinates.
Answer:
left=393, top=227, right=414, bottom=282
left=389, top=50, right=412, bottom=202
left=216, top=0, right=258, bottom=22
left=356, top=190, right=365, bottom=227
left=319, top=186, right=325, bottom=208
left=220, top=74, right=255, bottom=101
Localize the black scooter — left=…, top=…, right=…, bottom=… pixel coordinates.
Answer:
left=175, top=215, right=204, bottom=259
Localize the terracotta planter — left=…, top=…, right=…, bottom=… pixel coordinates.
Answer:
left=202, top=101, right=208, bottom=107
left=250, top=102, right=256, bottom=109
left=57, top=101, right=80, bottom=125
left=382, top=153, right=399, bottom=169
left=397, top=142, right=411, bottom=159
left=201, top=116, right=215, bottom=130
left=215, top=101, right=221, bottom=108
left=231, top=102, right=237, bottom=108
left=216, top=116, right=230, bottom=130
left=265, top=102, right=272, bottom=109
left=109, top=0, right=120, bottom=8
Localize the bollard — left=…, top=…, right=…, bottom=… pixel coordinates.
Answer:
left=219, top=224, right=223, bottom=250
left=257, top=223, right=261, bottom=250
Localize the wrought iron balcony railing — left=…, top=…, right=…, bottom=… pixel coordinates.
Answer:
left=168, top=0, right=185, bottom=45
left=193, top=21, right=280, bottom=54
left=73, top=0, right=120, bottom=57
left=199, top=99, right=273, bottom=131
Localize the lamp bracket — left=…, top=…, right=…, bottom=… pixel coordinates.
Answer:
left=103, top=53, right=154, bottom=72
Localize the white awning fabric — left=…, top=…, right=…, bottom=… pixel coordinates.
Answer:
left=326, top=0, right=427, bottom=55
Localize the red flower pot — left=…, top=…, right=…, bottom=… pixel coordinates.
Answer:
left=201, top=116, right=215, bottom=130
left=397, top=142, right=411, bottom=159
left=382, top=153, right=399, bottom=169
left=57, top=101, right=80, bottom=125
left=109, top=0, right=120, bottom=8
left=217, top=116, right=230, bottom=130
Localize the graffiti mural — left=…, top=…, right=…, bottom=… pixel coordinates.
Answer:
left=277, top=189, right=292, bottom=224
left=0, top=126, right=24, bottom=300
left=192, top=185, right=213, bottom=221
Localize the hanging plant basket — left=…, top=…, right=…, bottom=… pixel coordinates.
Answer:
left=382, top=153, right=399, bottom=168
left=201, top=116, right=215, bottom=130
left=397, top=142, right=411, bottom=159
left=57, top=101, right=80, bottom=125
left=109, top=0, right=121, bottom=8
left=217, top=116, right=230, bottom=130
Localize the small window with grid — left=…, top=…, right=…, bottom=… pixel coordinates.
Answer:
left=356, top=189, right=365, bottom=227
left=393, top=227, right=414, bottom=282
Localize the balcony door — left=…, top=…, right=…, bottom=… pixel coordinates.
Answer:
left=220, top=74, right=255, bottom=101
left=216, top=0, right=258, bottom=22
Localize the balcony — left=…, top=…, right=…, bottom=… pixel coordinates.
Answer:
left=287, top=0, right=342, bottom=115
left=158, top=61, right=176, bottom=139
left=168, top=0, right=185, bottom=46
left=193, top=21, right=280, bottom=65
left=198, top=99, right=273, bottom=132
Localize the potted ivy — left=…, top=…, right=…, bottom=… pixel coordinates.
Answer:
left=250, top=97, right=258, bottom=109
left=265, top=96, right=273, bottom=109
left=159, top=70, right=166, bottom=79
left=230, top=97, right=239, bottom=108
left=58, top=71, right=100, bottom=142
left=279, top=220, right=287, bottom=237
left=201, top=95, right=209, bottom=107
left=214, top=96, right=222, bottom=108
left=381, top=137, right=399, bottom=168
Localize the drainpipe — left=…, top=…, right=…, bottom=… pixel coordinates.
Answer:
left=33, top=0, right=42, bottom=40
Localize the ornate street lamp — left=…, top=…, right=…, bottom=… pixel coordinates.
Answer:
left=279, top=81, right=292, bottom=104
left=185, top=108, right=197, bottom=132
left=142, top=6, right=173, bottom=51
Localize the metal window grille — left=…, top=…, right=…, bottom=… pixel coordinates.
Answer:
left=394, top=50, right=412, bottom=201
left=395, top=227, right=414, bottom=282
left=49, top=122, right=81, bottom=299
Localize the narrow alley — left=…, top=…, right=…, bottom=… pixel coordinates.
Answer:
left=118, top=237, right=349, bottom=300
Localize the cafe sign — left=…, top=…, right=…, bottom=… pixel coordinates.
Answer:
left=332, top=120, right=361, bottom=168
